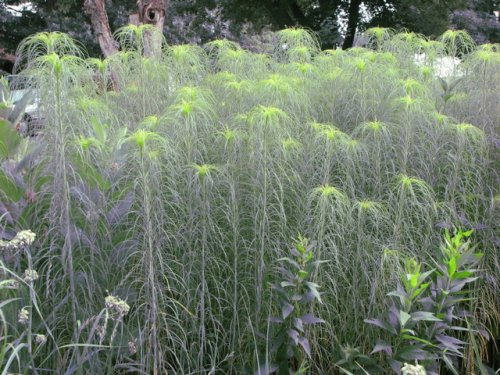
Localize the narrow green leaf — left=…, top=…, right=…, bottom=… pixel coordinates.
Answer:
left=0, top=170, right=23, bottom=202
left=0, top=118, right=20, bottom=160
left=401, top=334, right=436, bottom=347
left=448, top=257, right=457, bottom=277
left=443, top=354, right=459, bottom=375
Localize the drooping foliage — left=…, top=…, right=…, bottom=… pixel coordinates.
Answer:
left=0, top=27, right=498, bottom=373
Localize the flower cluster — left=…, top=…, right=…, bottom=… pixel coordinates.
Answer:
left=23, top=269, right=39, bottom=283
left=18, top=308, right=29, bottom=325
left=105, top=295, right=130, bottom=320
left=0, top=230, right=36, bottom=252
left=128, top=339, right=137, bottom=355
left=35, top=334, right=47, bottom=345
left=401, top=363, right=426, bottom=375
left=3, top=279, right=20, bottom=289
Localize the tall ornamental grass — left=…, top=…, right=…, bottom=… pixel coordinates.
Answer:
left=0, top=27, right=498, bottom=374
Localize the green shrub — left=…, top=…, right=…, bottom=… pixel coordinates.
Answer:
left=365, top=229, right=486, bottom=374
left=258, top=236, right=324, bottom=375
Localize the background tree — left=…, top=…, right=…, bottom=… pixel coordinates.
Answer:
left=83, top=0, right=168, bottom=57
left=366, top=0, right=468, bottom=38
left=0, top=0, right=127, bottom=71
left=451, top=0, right=500, bottom=43
left=1, top=0, right=499, bottom=73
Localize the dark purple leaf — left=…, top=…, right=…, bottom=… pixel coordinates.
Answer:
left=302, top=291, right=316, bottom=303
left=287, top=329, right=299, bottom=345
left=436, top=221, right=452, bottom=229
left=364, top=318, right=397, bottom=334
left=277, top=266, right=295, bottom=280
left=290, top=246, right=301, bottom=257
left=388, top=305, right=400, bottom=330
left=282, top=302, right=294, bottom=319
left=435, top=334, right=465, bottom=353
left=387, top=289, right=406, bottom=300
left=269, top=316, right=283, bottom=324
left=472, top=223, right=487, bottom=230
left=293, top=317, right=304, bottom=332
left=300, top=313, right=324, bottom=325
left=411, top=311, right=441, bottom=322
left=397, top=345, right=433, bottom=361
left=419, top=296, right=434, bottom=310
left=297, top=336, right=311, bottom=358
left=255, top=362, right=278, bottom=375
left=389, top=359, right=402, bottom=374
left=371, top=339, right=392, bottom=356
left=278, top=257, right=301, bottom=270
left=432, top=321, right=449, bottom=331
left=442, top=296, right=465, bottom=309
left=269, top=283, right=286, bottom=295
left=305, top=281, right=322, bottom=303
left=449, top=277, right=478, bottom=292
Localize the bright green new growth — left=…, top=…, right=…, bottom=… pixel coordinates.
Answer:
left=0, top=27, right=497, bottom=374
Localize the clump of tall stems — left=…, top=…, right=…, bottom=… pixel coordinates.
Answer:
left=0, top=26, right=498, bottom=374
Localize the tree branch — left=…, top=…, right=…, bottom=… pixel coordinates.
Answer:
left=84, top=0, right=119, bottom=58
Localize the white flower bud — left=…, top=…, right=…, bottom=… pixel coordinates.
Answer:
left=35, top=334, right=47, bottom=345
left=18, top=308, right=29, bottom=325
left=401, top=362, right=426, bottom=375
left=23, top=269, right=39, bottom=283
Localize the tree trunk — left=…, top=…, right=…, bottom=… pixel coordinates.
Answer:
left=84, top=0, right=119, bottom=58
left=84, top=0, right=168, bottom=58
left=264, top=0, right=311, bottom=30
left=342, top=0, right=362, bottom=49
left=137, top=0, right=167, bottom=28
left=137, top=0, right=167, bottom=57
left=263, top=1, right=295, bottom=29
left=288, top=1, right=312, bottom=28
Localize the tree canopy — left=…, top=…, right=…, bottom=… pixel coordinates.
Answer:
left=1, top=0, right=499, bottom=72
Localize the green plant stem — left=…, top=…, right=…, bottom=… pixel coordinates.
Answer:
left=198, top=174, right=208, bottom=370
left=139, top=151, right=160, bottom=373
left=54, top=74, right=79, bottom=344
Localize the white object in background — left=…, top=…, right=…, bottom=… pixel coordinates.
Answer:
left=414, top=53, right=463, bottom=78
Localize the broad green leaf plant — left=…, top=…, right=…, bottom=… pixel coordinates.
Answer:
left=365, top=229, right=485, bottom=374
left=258, top=236, right=325, bottom=375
